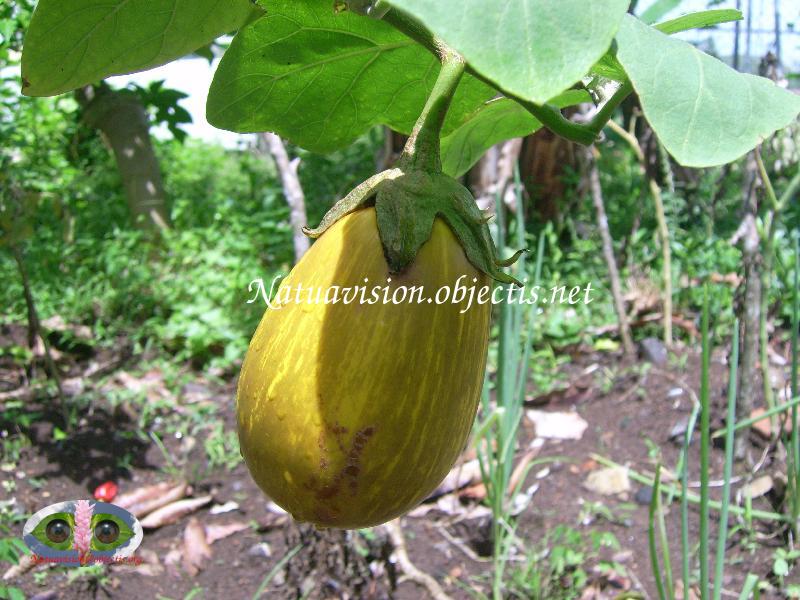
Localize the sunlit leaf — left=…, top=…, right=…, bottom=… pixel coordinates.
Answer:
left=207, top=0, right=494, bottom=153
left=385, top=0, right=628, bottom=104
left=22, top=0, right=254, bottom=96
left=616, top=14, right=800, bottom=167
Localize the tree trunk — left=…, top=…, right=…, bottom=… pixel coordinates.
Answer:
left=77, top=85, right=170, bottom=234
left=376, top=127, right=407, bottom=171
left=258, top=132, right=310, bottom=263
left=733, top=152, right=762, bottom=460
left=12, top=244, right=66, bottom=421
left=585, top=146, right=635, bottom=358
left=607, top=120, right=673, bottom=346
left=468, top=139, right=523, bottom=215
left=519, top=125, right=577, bottom=222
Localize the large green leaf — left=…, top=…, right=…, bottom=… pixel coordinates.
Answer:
left=21, top=0, right=253, bottom=97
left=207, top=0, right=494, bottom=153
left=616, top=14, right=800, bottom=167
left=385, top=0, right=629, bottom=104
left=441, top=90, right=591, bottom=178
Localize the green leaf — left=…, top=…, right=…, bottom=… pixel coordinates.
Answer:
left=655, top=9, right=742, bottom=35
left=386, top=0, right=629, bottom=104
left=774, top=557, right=789, bottom=577
left=441, top=89, right=590, bottom=178
left=591, top=52, right=627, bottom=82
left=21, top=0, right=253, bottom=97
left=591, top=9, right=742, bottom=84
left=639, top=0, right=683, bottom=24
left=207, top=0, right=494, bottom=153
left=616, top=14, right=800, bottom=168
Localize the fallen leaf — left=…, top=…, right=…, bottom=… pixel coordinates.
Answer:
left=182, top=517, right=212, bottom=576
left=526, top=409, right=588, bottom=440
left=2, top=554, right=35, bottom=580
left=205, top=521, right=250, bottom=544
left=750, top=407, right=792, bottom=438
left=140, top=495, right=212, bottom=529
left=127, top=482, right=188, bottom=518
left=428, top=459, right=482, bottom=499
left=209, top=501, right=240, bottom=515
left=459, top=483, right=486, bottom=501
left=111, top=549, right=163, bottom=577
left=507, top=449, right=539, bottom=494
left=116, top=481, right=175, bottom=510
left=266, top=501, right=287, bottom=515
left=742, top=475, right=773, bottom=499
left=164, top=549, right=182, bottom=578
left=583, top=467, right=631, bottom=496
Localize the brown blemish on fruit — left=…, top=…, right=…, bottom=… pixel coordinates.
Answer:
left=306, top=422, right=376, bottom=503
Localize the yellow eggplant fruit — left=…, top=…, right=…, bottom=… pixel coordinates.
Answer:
left=236, top=207, right=490, bottom=528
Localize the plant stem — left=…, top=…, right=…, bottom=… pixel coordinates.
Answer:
left=586, top=146, right=635, bottom=357
left=399, top=47, right=465, bottom=172
left=680, top=398, right=701, bottom=600
left=592, top=453, right=788, bottom=523
left=755, top=148, right=778, bottom=413
left=699, top=285, right=711, bottom=600
left=656, top=469, right=675, bottom=600
left=714, top=320, right=739, bottom=600
left=792, top=233, right=800, bottom=537
left=649, top=465, right=667, bottom=600
left=711, top=394, right=800, bottom=438
left=381, top=7, right=630, bottom=146
left=12, top=244, right=68, bottom=426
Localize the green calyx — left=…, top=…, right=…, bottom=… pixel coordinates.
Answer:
left=303, top=43, right=524, bottom=285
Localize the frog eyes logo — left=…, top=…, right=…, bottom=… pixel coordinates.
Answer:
left=23, top=500, right=142, bottom=565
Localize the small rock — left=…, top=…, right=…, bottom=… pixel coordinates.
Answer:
left=583, top=466, right=631, bottom=496
left=248, top=542, right=272, bottom=558
left=742, top=475, right=773, bottom=499
left=526, top=410, right=588, bottom=440
left=181, top=383, right=212, bottom=404
left=669, top=417, right=689, bottom=444
left=510, top=484, right=539, bottom=516
left=640, top=337, right=668, bottom=365
left=634, top=486, right=654, bottom=505
left=612, top=550, right=634, bottom=564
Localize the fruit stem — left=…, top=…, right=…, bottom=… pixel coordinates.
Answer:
left=399, top=45, right=465, bottom=173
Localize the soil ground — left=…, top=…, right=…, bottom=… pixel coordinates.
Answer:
left=2, top=331, right=798, bottom=599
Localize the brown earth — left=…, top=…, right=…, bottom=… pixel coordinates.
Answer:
left=1, top=334, right=798, bottom=599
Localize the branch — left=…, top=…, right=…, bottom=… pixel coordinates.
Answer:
left=258, top=132, right=310, bottom=263
left=384, top=520, right=453, bottom=600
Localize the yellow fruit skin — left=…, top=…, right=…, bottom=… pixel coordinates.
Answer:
left=236, top=207, right=490, bottom=528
